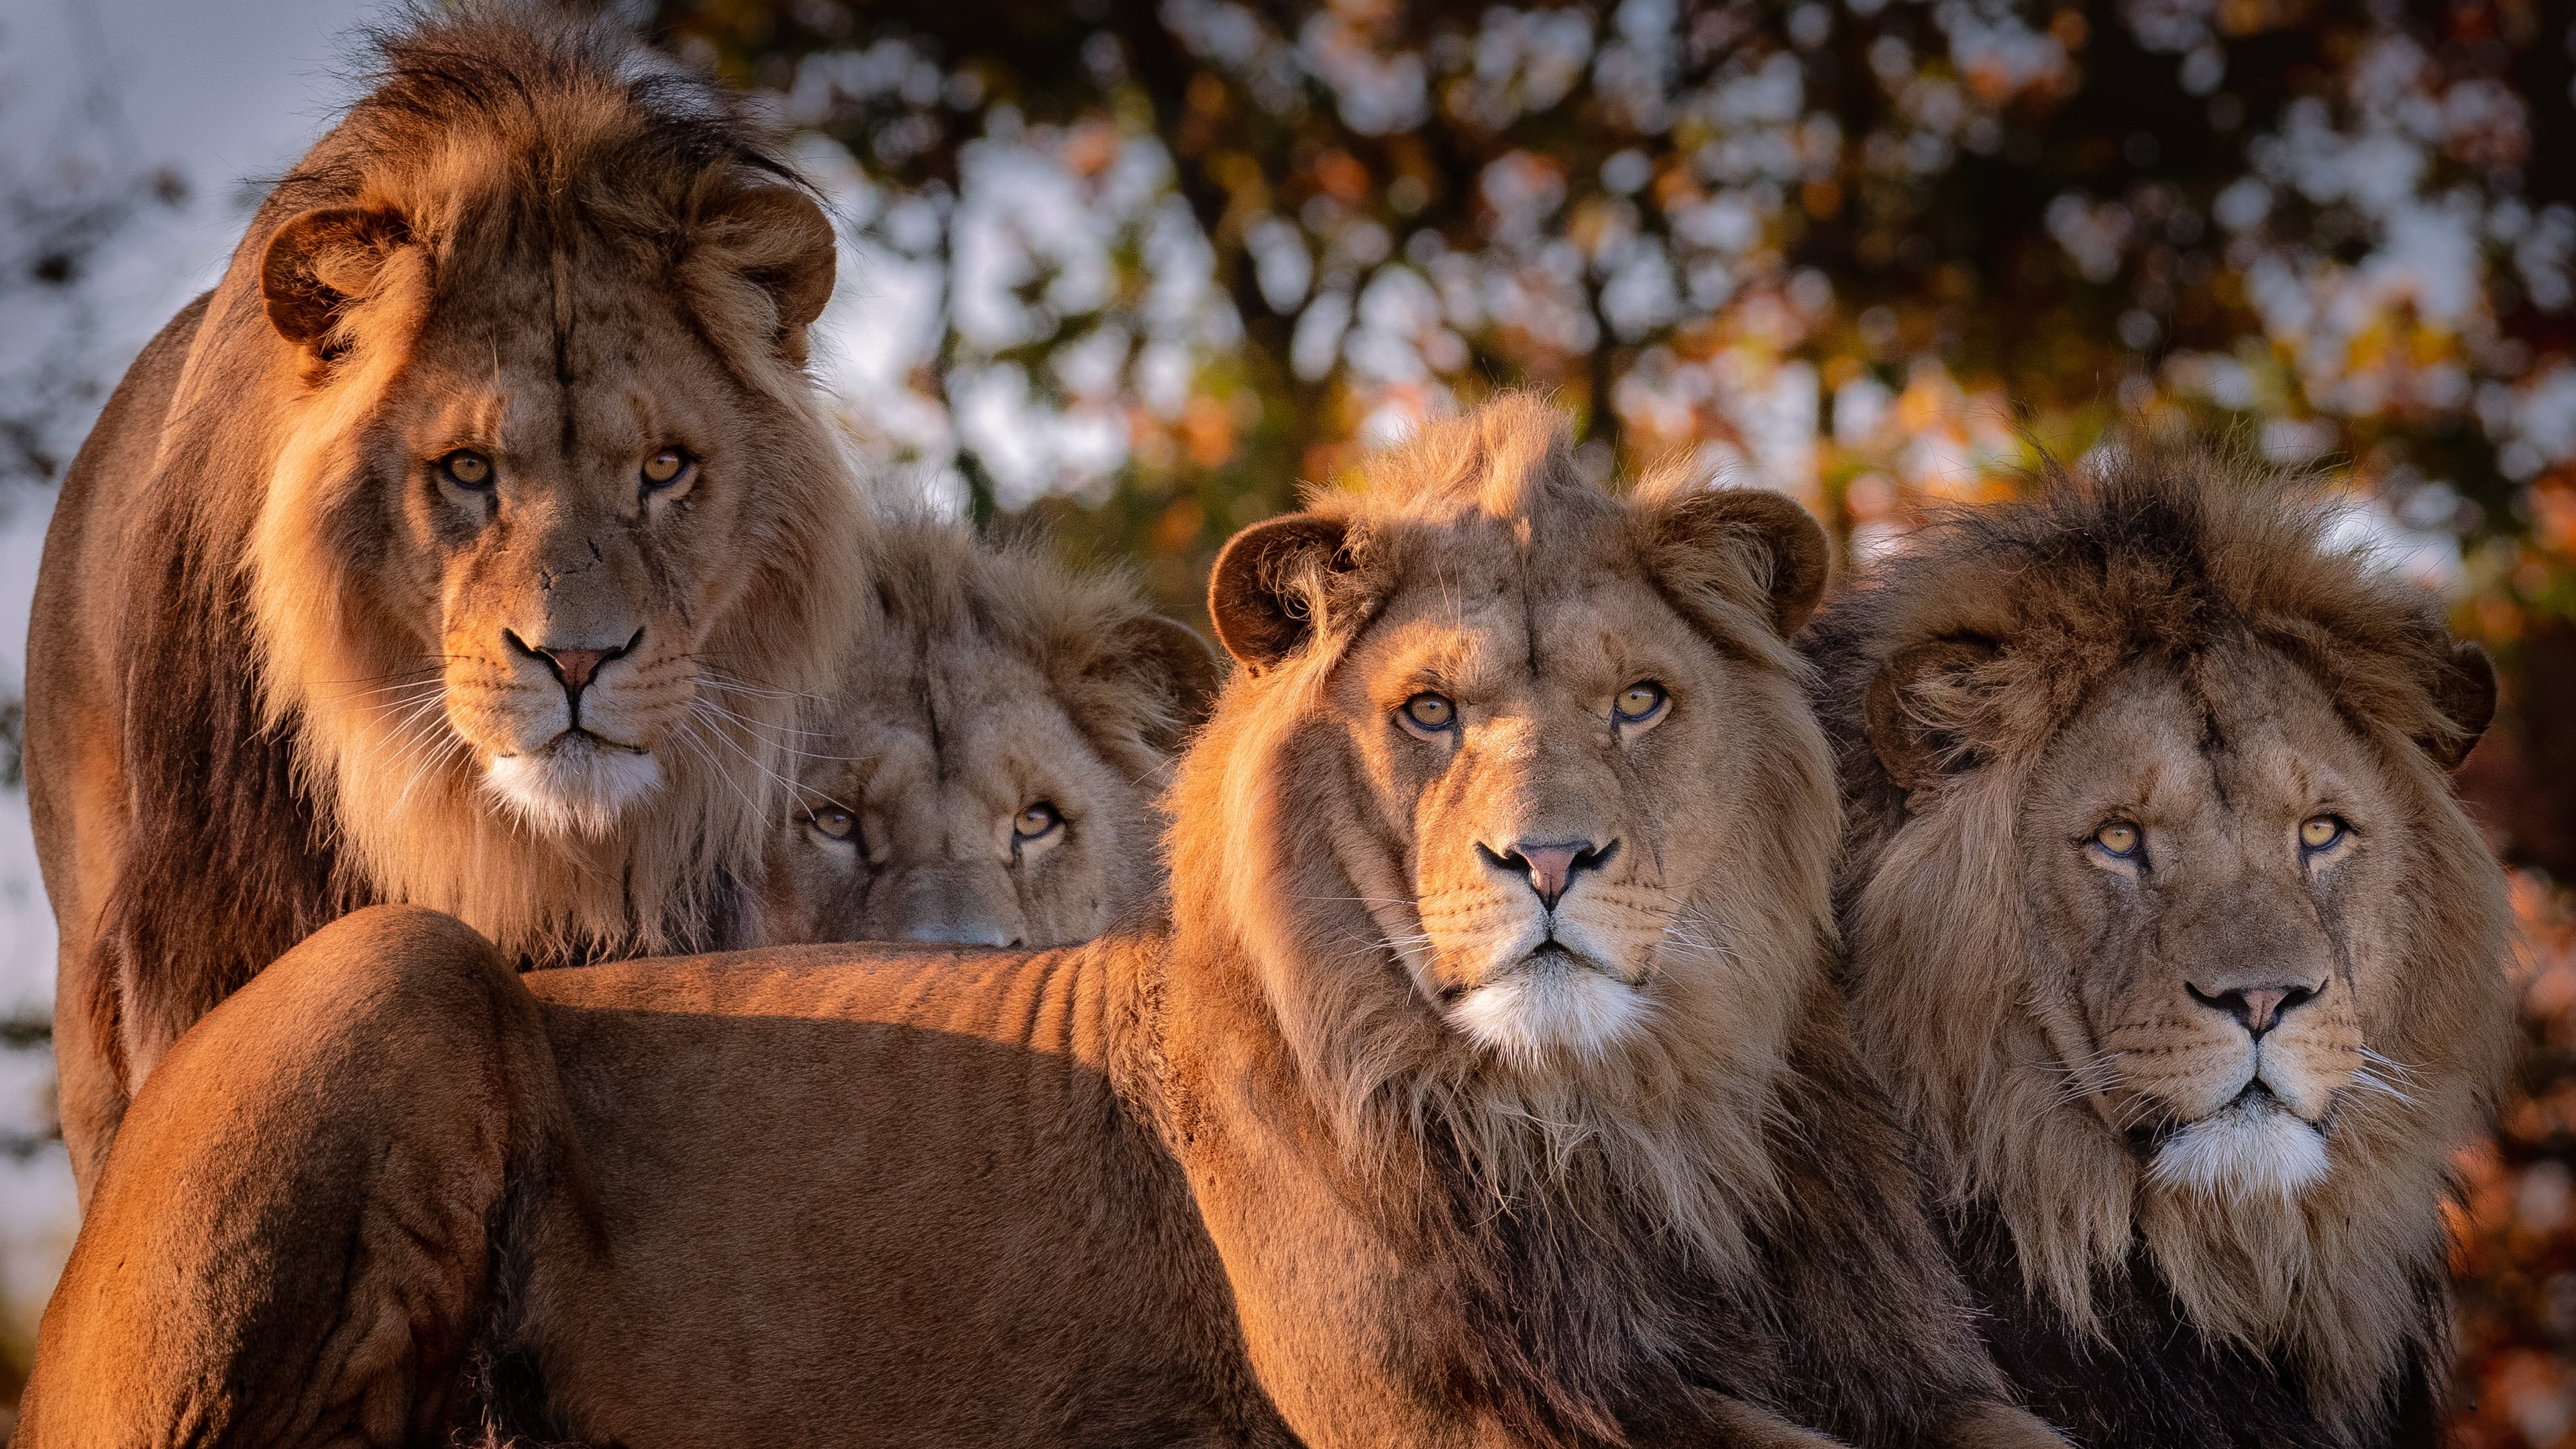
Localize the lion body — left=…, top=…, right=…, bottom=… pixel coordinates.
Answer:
left=21, top=402, right=2060, bottom=1448
left=756, top=517, right=1218, bottom=949
left=25, top=8, right=861, bottom=1197
left=1805, top=448, right=2512, bottom=1446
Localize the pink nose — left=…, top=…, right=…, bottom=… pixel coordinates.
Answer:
left=1517, top=845, right=1581, bottom=902
left=539, top=647, right=610, bottom=692
left=1483, top=839, right=1616, bottom=910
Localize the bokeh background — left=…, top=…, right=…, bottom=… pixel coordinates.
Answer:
left=1, top=0, right=2571, bottom=1435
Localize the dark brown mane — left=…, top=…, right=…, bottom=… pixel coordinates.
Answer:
left=1801, top=441, right=2510, bottom=1446
left=1805, top=441, right=2486, bottom=906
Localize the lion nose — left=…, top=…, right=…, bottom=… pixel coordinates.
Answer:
left=2188, top=982, right=2316, bottom=1039
left=508, top=628, right=640, bottom=705
left=1483, top=839, right=1618, bottom=910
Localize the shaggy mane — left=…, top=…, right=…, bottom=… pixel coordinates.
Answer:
left=1805, top=441, right=2513, bottom=1435
left=94, top=1, right=857, bottom=1089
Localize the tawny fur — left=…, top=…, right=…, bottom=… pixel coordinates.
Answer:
left=19, top=400, right=2062, bottom=1449
left=22, top=2, right=862, bottom=1199
left=756, top=514, right=1220, bottom=948
left=1805, top=443, right=2513, bottom=1447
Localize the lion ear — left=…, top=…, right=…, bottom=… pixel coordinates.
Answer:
left=697, top=186, right=838, bottom=364
left=1644, top=486, right=1829, bottom=639
left=1208, top=513, right=1352, bottom=673
left=260, top=207, right=409, bottom=354
left=1112, top=614, right=1226, bottom=753
left=2418, top=637, right=2496, bottom=771
left=1864, top=638, right=2000, bottom=792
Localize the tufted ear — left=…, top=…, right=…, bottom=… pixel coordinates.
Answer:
left=2418, top=637, right=2497, bottom=771
left=1644, top=486, right=1829, bottom=639
left=260, top=207, right=409, bottom=356
left=1864, top=638, right=2000, bottom=792
left=698, top=186, right=837, bottom=364
left=1115, top=614, right=1226, bottom=752
left=1208, top=513, right=1352, bottom=672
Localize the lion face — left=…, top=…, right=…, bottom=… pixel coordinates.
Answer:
left=755, top=525, right=1218, bottom=949
left=356, top=265, right=773, bottom=837
left=244, top=165, right=856, bottom=953
left=1201, top=402, right=1834, bottom=1082
left=2021, top=651, right=2403, bottom=1204
left=765, top=651, right=1161, bottom=949
left=1320, top=529, right=1781, bottom=1065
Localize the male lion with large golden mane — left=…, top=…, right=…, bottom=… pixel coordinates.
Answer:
left=23, top=7, right=861, bottom=1198
left=1805, top=448, right=2511, bottom=1448
left=757, top=516, right=1220, bottom=948
left=21, top=400, right=2063, bottom=1449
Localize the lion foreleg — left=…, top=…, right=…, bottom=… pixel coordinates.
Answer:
left=15, top=905, right=566, bottom=1448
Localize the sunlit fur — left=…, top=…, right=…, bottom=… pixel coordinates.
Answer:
left=755, top=515, right=1218, bottom=949
left=1807, top=444, right=2514, bottom=1441
left=22, top=1, right=866, bottom=1202
left=1167, top=397, right=2052, bottom=1446
left=240, top=8, right=863, bottom=963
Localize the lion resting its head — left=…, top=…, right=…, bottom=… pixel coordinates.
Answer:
left=17, top=400, right=2062, bottom=1449
left=757, top=517, right=1219, bottom=948
left=24, top=7, right=859, bottom=1196
left=1805, top=445, right=2511, bottom=1445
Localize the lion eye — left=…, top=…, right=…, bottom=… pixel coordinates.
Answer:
left=2092, top=822, right=2141, bottom=858
left=807, top=807, right=857, bottom=843
left=1613, top=681, right=1668, bottom=724
left=1401, top=693, right=1456, bottom=732
left=437, top=450, right=494, bottom=489
left=641, top=447, right=694, bottom=490
left=2299, top=816, right=2345, bottom=851
left=1015, top=802, right=1063, bottom=841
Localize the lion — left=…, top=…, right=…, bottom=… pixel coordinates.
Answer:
left=22, top=7, right=862, bottom=1199
left=756, top=516, right=1221, bottom=948
left=19, top=400, right=2065, bottom=1449
left=1803, top=445, right=2512, bottom=1448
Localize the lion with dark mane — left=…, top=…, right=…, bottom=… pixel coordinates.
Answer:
left=1805, top=446, right=2511, bottom=1447
left=25, top=4, right=860, bottom=1198
left=21, top=400, right=2062, bottom=1448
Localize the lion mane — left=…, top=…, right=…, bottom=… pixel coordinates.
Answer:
left=24, top=5, right=861, bottom=1195
left=1805, top=445, right=2512, bottom=1446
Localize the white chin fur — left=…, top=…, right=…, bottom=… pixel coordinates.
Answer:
left=483, top=739, right=662, bottom=839
left=2146, top=1098, right=2330, bottom=1208
left=1447, top=957, right=1649, bottom=1068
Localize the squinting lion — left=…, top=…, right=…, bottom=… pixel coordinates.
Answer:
left=24, top=7, right=862, bottom=1200
left=758, top=515, right=1221, bottom=949
left=21, top=400, right=2065, bottom=1449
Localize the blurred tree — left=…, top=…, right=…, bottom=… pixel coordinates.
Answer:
left=655, top=0, right=2571, bottom=618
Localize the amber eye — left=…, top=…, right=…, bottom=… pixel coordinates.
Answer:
left=437, top=450, right=494, bottom=489
left=2300, top=816, right=2345, bottom=851
left=807, top=806, right=857, bottom=843
left=1613, top=681, right=1668, bottom=724
left=1015, top=802, right=1063, bottom=841
left=641, top=447, right=694, bottom=490
left=1401, top=693, right=1456, bottom=732
left=2092, top=821, right=2142, bottom=858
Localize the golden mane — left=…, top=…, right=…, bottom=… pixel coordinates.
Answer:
left=1805, top=442, right=2514, bottom=1434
